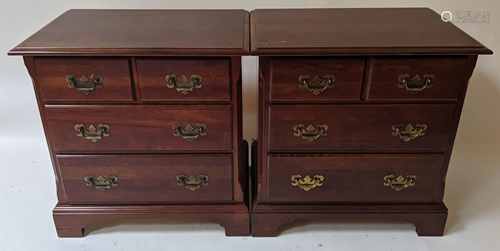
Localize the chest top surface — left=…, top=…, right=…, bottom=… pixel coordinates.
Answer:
left=9, top=9, right=249, bottom=56
left=250, top=8, right=492, bottom=55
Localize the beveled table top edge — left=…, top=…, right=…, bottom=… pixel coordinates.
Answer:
left=8, top=9, right=250, bottom=57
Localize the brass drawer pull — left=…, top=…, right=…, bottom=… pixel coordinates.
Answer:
left=293, top=124, right=328, bottom=142
left=166, top=74, right=203, bottom=95
left=66, top=74, right=103, bottom=95
left=291, top=175, right=324, bottom=191
left=176, top=174, right=209, bottom=191
left=74, top=124, right=110, bottom=142
left=172, top=123, right=207, bottom=142
left=384, top=175, right=417, bottom=191
left=85, top=175, right=118, bottom=191
left=299, top=74, right=336, bottom=95
left=392, top=123, right=427, bottom=142
left=398, top=74, right=435, bottom=94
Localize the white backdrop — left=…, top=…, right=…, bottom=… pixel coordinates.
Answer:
left=0, top=1, right=499, bottom=251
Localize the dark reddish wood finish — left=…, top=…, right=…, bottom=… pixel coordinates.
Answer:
left=45, top=105, right=232, bottom=152
left=432, top=55, right=479, bottom=202
left=58, top=155, right=233, bottom=204
left=252, top=203, right=448, bottom=237
left=250, top=8, right=492, bottom=55
left=10, top=10, right=250, bottom=237
left=269, top=104, right=455, bottom=152
left=252, top=55, right=477, bottom=236
left=137, top=58, right=231, bottom=101
left=9, top=10, right=249, bottom=56
left=267, top=154, right=443, bottom=203
left=53, top=204, right=250, bottom=237
left=35, top=58, right=134, bottom=101
left=23, top=57, right=68, bottom=204
left=252, top=7, right=491, bottom=236
left=367, top=56, right=467, bottom=101
left=271, top=57, right=365, bottom=101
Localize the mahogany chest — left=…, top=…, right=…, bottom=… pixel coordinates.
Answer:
left=250, top=8, right=492, bottom=236
left=9, top=9, right=250, bottom=237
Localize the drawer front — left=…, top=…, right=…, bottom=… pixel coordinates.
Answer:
left=269, top=104, right=455, bottom=152
left=368, top=56, right=467, bottom=101
left=35, top=58, right=133, bottom=101
left=271, top=57, right=365, bottom=101
left=137, top=58, right=231, bottom=101
left=267, top=154, right=443, bottom=203
left=46, top=105, right=232, bottom=152
left=58, top=155, right=233, bottom=204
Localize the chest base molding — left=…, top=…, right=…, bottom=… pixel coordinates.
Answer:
left=53, top=203, right=250, bottom=237
left=251, top=202, right=448, bottom=237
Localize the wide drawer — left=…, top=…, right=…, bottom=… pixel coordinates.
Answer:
left=271, top=57, right=365, bottom=101
left=367, top=56, right=467, bottom=101
left=35, top=57, right=133, bottom=101
left=58, top=155, right=233, bottom=204
left=137, top=58, right=231, bottom=101
left=46, top=105, right=232, bottom=152
left=267, top=154, right=443, bottom=203
left=269, top=104, right=455, bottom=152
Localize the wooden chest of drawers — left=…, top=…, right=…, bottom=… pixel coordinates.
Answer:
left=250, top=8, right=492, bottom=236
left=9, top=9, right=250, bottom=237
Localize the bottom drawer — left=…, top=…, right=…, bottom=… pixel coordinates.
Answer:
left=57, top=155, right=233, bottom=204
left=267, top=154, right=443, bottom=203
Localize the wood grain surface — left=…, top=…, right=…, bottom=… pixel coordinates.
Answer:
left=271, top=57, right=365, bottom=101
left=267, top=154, right=443, bottom=203
left=45, top=105, right=233, bottom=152
left=268, top=104, right=456, bottom=152
left=367, top=56, right=467, bottom=101
left=137, top=57, right=231, bottom=101
left=35, top=57, right=134, bottom=101
left=9, top=10, right=250, bottom=56
left=58, top=155, right=233, bottom=204
left=251, top=8, right=492, bottom=55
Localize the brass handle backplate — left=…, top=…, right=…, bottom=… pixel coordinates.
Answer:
left=172, top=123, right=207, bottom=142
left=166, top=74, right=203, bottom=95
left=176, top=174, right=209, bottom=191
left=85, top=175, right=118, bottom=191
left=291, top=175, right=324, bottom=191
left=398, top=74, right=435, bottom=94
left=392, top=123, right=427, bottom=142
left=75, top=124, right=110, bottom=142
left=299, top=74, right=336, bottom=95
left=66, top=74, right=103, bottom=95
left=293, top=124, right=328, bottom=142
left=384, top=175, right=417, bottom=191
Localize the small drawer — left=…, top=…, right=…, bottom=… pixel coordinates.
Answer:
left=137, top=58, right=231, bottom=101
left=271, top=57, right=365, bottom=101
left=58, top=155, right=233, bottom=204
left=45, top=105, right=232, bottom=152
left=35, top=58, right=134, bottom=101
left=367, top=56, right=467, bottom=101
left=268, top=104, right=455, bottom=152
left=267, top=154, right=443, bottom=203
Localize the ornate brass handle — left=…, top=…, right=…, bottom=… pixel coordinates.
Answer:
left=166, top=74, right=203, bottom=95
left=384, top=175, right=417, bottom=191
left=398, top=74, right=435, bottom=94
left=74, top=124, right=110, bottom=142
left=66, top=74, right=103, bottom=95
left=293, top=124, right=328, bottom=142
left=172, top=123, right=206, bottom=142
left=392, top=123, right=427, bottom=142
left=85, top=175, right=118, bottom=191
left=299, top=74, right=336, bottom=95
left=291, top=175, right=324, bottom=191
left=176, top=174, right=209, bottom=191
